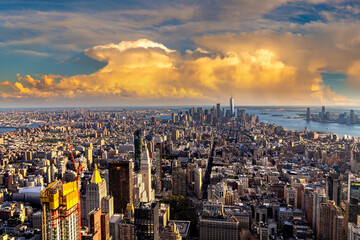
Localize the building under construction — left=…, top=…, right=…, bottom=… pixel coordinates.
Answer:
left=40, top=180, right=80, bottom=240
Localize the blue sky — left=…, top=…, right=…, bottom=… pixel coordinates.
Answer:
left=0, top=0, right=360, bottom=107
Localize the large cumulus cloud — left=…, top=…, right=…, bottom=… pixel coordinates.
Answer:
left=0, top=36, right=356, bottom=105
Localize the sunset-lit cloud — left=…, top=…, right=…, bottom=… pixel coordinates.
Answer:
left=0, top=36, right=358, bottom=106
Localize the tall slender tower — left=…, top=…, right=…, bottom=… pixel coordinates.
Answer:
left=41, top=180, right=80, bottom=240
left=194, top=168, right=202, bottom=199
left=134, top=129, right=143, bottom=172
left=216, top=103, right=221, bottom=119
left=230, top=97, right=235, bottom=117
left=85, top=147, right=93, bottom=167
left=154, top=144, right=162, bottom=194
left=141, top=147, right=154, bottom=201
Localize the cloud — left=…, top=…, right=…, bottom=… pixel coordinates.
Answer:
left=0, top=1, right=335, bottom=58
left=0, top=37, right=357, bottom=106
left=13, top=49, right=50, bottom=56
left=347, top=61, right=360, bottom=86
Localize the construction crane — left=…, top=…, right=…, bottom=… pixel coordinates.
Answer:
left=65, top=134, right=82, bottom=239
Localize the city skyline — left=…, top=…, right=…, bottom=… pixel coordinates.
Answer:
left=0, top=1, right=360, bottom=107
left=1, top=101, right=360, bottom=239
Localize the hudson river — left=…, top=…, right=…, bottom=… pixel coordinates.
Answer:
left=243, top=106, right=360, bottom=138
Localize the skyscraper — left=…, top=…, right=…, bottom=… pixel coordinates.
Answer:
left=41, top=180, right=80, bottom=240
left=194, top=168, right=202, bottom=199
left=348, top=219, right=360, bottom=240
left=348, top=173, right=360, bottom=203
left=134, top=129, right=143, bottom=172
left=141, top=147, right=154, bottom=201
left=85, top=147, right=93, bottom=167
left=351, top=109, right=356, bottom=124
left=101, top=213, right=110, bottom=240
left=109, top=159, right=133, bottom=213
left=216, top=103, right=221, bottom=119
left=133, top=171, right=148, bottom=206
left=306, top=108, right=311, bottom=121
left=312, top=188, right=328, bottom=237
left=101, top=195, right=114, bottom=218
left=320, top=106, right=326, bottom=120
left=135, top=202, right=159, bottom=240
left=172, top=161, right=186, bottom=196
left=350, top=149, right=360, bottom=174
left=84, top=165, right=107, bottom=226
left=325, top=171, right=340, bottom=206
left=153, top=144, right=162, bottom=194
left=318, top=200, right=345, bottom=240
left=230, top=97, right=234, bottom=117
left=88, top=208, right=102, bottom=240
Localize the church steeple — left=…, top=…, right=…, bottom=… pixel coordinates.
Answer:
left=90, top=164, right=102, bottom=184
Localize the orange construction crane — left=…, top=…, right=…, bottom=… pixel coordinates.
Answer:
left=65, top=134, right=82, bottom=239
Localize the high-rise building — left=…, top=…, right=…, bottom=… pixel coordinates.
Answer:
left=285, top=186, right=297, bottom=207
left=348, top=217, right=360, bottom=240
left=350, top=149, right=360, bottom=174
left=134, top=129, right=143, bottom=172
left=84, top=165, right=107, bottom=226
left=119, top=220, right=136, bottom=240
left=153, top=144, right=162, bottom=194
left=133, top=172, right=148, bottom=206
left=101, top=195, right=114, bottom=218
left=326, top=171, right=341, bottom=206
left=101, top=213, right=110, bottom=240
left=333, top=212, right=345, bottom=240
left=216, top=103, right=221, bottom=119
left=109, top=214, right=122, bottom=240
left=172, top=161, right=186, bottom=196
left=318, top=200, right=345, bottom=240
left=348, top=173, right=360, bottom=203
left=230, top=97, right=235, bottom=117
left=119, top=203, right=136, bottom=240
left=141, top=148, right=154, bottom=202
left=312, top=188, right=328, bottom=236
left=304, top=190, right=314, bottom=227
left=57, top=158, right=67, bottom=179
left=40, top=180, right=80, bottom=240
left=318, top=201, right=332, bottom=240
left=194, top=168, right=202, bottom=199
left=46, top=166, right=52, bottom=184
left=237, top=109, right=245, bottom=119
left=350, top=110, right=357, bottom=124
left=109, top=159, right=133, bottom=213
left=85, top=148, right=93, bottom=167
left=135, top=202, right=159, bottom=240
left=171, top=129, right=179, bottom=142
left=88, top=208, right=102, bottom=240
left=306, top=108, right=311, bottom=121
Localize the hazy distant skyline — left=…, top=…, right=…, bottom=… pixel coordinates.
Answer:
left=1, top=0, right=360, bottom=107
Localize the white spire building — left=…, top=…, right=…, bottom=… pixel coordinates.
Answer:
left=141, top=147, right=155, bottom=201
